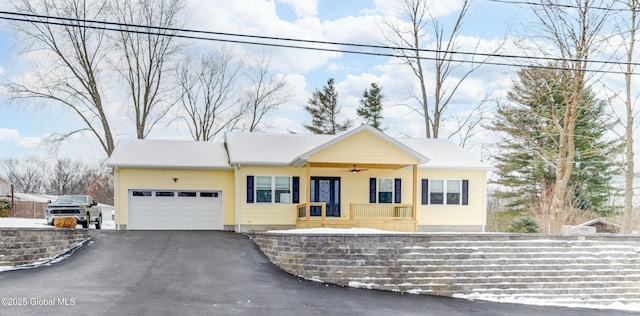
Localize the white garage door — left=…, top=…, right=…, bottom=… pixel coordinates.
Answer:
left=128, top=190, right=223, bottom=230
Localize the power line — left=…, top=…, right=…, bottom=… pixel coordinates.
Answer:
left=487, top=0, right=632, bottom=12
left=1, top=10, right=640, bottom=75
left=1, top=9, right=638, bottom=68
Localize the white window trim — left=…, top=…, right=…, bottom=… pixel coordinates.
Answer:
left=255, top=175, right=292, bottom=204
left=376, top=178, right=395, bottom=204
left=429, top=179, right=462, bottom=206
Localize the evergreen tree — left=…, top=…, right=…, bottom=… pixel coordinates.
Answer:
left=489, top=66, right=621, bottom=217
left=304, top=78, right=353, bottom=134
left=357, top=83, right=384, bottom=130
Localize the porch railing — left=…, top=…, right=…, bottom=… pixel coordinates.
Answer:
left=297, top=202, right=326, bottom=219
left=296, top=202, right=416, bottom=231
left=349, top=203, right=414, bottom=219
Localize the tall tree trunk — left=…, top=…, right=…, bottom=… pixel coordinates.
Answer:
left=623, top=2, right=637, bottom=233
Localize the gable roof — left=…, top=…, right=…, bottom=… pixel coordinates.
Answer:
left=290, top=125, right=429, bottom=167
left=106, top=139, right=231, bottom=170
left=579, top=218, right=622, bottom=229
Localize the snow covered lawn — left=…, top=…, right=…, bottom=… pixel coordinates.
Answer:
left=0, top=217, right=115, bottom=230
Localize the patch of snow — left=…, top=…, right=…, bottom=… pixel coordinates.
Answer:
left=453, top=292, right=640, bottom=312
left=0, top=218, right=49, bottom=228
left=0, top=217, right=115, bottom=230
left=348, top=281, right=376, bottom=289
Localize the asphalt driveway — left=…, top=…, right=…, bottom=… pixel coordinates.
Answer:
left=0, top=231, right=634, bottom=316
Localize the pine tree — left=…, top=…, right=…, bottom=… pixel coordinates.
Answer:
left=357, top=82, right=384, bottom=130
left=303, top=78, right=352, bottom=134
left=489, top=66, right=621, bottom=217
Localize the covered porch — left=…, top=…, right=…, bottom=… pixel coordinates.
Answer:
left=294, top=162, right=419, bottom=232
left=286, top=125, right=429, bottom=232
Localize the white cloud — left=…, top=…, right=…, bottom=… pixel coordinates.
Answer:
left=372, top=0, right=464, bottom=19
left=0, top=128, right=42, bottom=150
left=276, top=0, right=318, bottom=17
left=183, top=0, right=340, bottom=74
left=0, top=128, right=20, bottom=142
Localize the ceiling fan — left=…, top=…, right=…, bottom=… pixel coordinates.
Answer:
left=348, top=164, right=369, bottom=173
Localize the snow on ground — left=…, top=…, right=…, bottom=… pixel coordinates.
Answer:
left=453, top=293, right=640, bottom=312
left=0, top=217, right=115, bottom=229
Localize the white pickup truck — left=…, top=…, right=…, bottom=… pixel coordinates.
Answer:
left=45, top=195, right=103, bottom=229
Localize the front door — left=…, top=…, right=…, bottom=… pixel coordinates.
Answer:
left=310, top=177, right=340, bottom=217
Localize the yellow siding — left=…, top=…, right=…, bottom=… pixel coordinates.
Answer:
left=239, top=165, right=488, bottom=229
left=309, top=129, right=419, bottom=165
left=416, top=169, right=487, bottom=227
left=113, top=168, right=235, bottom=227
left=239, top=166, right=305, bottom=225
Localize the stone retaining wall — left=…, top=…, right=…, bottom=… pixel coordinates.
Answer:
left=0, top=229, right=90, bottom=267
left=252, top=233, right=640, bottom=306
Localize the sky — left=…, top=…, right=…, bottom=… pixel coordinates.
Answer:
left=0, top=0, right=635, bottom=167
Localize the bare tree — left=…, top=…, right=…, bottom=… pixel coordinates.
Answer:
left=2, top=157, right=47, bottom=193
left=617, top=0, right=639, bottom=232
left=176, top=49, right=243, bottom=141
left=529, top=0, right=613, bottom=232
left=82, top=165, right=113, bottom=204
left=382, top=0, right=490, bottom=139
left=5, top=0, right=115, bottom=155
left=46, top=158, right=87, bottom=195
left=239, top=55, right=288, bottom=132
left=112, top=0, right=183, bottom=139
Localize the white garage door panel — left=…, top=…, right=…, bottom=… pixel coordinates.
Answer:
left=129, top=190, right=223, bottom=230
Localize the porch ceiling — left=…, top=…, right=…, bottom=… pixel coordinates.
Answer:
left=305, top=162, right=411, bottom=170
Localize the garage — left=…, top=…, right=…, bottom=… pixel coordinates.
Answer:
left=128, top=190, right=223, bottom=230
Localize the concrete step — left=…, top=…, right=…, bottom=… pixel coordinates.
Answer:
left=399, top=259, right=640, bottom=272
left=398, top=244, right=640, bottom=254
left=398, top=251, right=640, bottom=261
left=394, top=277, right=640, bottom=288
left=419, top=239, right=640, bottom=248
left=405, top=267, right=640, bottom=280
left=397, top=258, right=640, bottom=267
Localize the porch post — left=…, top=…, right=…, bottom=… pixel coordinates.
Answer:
left=306, top=163, right=311, bottom=220
left=412, top=164, right=418, bottom=221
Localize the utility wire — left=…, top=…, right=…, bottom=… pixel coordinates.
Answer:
left=1, top=9, right=638, bottom=68
left=1, top=10, right=640, bottom=75
left=487, top=0, right=631, bottom=12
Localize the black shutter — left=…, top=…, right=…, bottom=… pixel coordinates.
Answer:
left=421, top=179, right=429, bottom=205
left=394, top=178, right=402, bottom=204
left=292, top=177, right=300, bottom=204
left=369, top=178, right=376, bottom=203
left=462, top=179, right=469, bottom=205
left=247, top=176, right=254, bottom=203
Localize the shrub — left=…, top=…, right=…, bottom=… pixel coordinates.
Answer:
left=506, top=217, right=540, bottom=233
left=54, top=217, right=77, bottom=229
left=0, top=200, right=11, bottom=217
